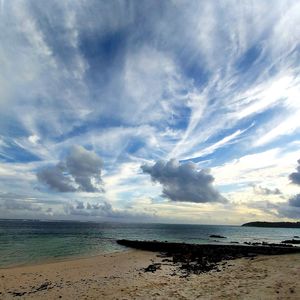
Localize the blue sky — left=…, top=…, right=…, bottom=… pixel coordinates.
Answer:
left=1, top=0, right=300, bottom=224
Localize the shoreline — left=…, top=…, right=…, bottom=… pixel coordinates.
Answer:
left=0, top=241, right=300, bottom=300
left=1, top=244, right=300, bottom=299
left=0, top=248, right=129, bottom=270
left=0, top=249, right=157, bottom=299
left=2, top=238, right=299, bottom=270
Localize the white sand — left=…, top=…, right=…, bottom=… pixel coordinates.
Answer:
left=0, top=250, right=300, bottom=299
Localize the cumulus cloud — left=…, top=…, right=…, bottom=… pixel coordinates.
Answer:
left=37, top=146, right=103, bottom=192
left=66, top=200, right=156, bottom=221
left=37, top=163, right=76, bottom=192
left=67, top=201, right=113, bottom=217
left=289, top=159, right=300, bottom=185
left=252, top=185, right=281, bottom=195
left=141, top=159, right=226, bottom=203
left=65, top=145, right=103, bottom=192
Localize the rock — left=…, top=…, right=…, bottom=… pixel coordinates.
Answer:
left=209, top=235, right=226, bottom=239
left=11, top=291, right=27, bottom=297
left=281, top=239, right=300, bottom=244
left=35, top=281, right=51, bottom=292
left=144, top=263, right=161, bottom=273
left=117, top=239, right=300, bottom=277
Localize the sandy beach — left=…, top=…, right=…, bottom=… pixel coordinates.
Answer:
left=0, top=250, right=299, bottom=299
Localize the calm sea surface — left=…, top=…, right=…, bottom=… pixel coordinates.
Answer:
left=1, top=220, right=300, bottom=267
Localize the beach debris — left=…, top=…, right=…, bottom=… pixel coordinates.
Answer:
left=209, top=235, right=226, bottom=238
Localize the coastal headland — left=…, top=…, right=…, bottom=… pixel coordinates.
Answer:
left=242, top=222, right=300, bottom=228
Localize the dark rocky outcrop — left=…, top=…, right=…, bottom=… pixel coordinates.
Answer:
left=242, top=221, right=300, bottom=228
left=117, top=239, right=300, bottom=276
left=209, top=235, right=226, bottom=238
left=117, top=239, right=300, bottom=255
left=243, top=241, right=293, bottom=247
left=281, top=239, right=300, bottom=244
left=144, top=263, right=161, bottom=272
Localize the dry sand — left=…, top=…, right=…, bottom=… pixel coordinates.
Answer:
left=0, top=250, right=300, bottom=299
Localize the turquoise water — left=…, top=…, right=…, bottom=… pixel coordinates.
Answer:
left=1, top=220, right=300, bottom=267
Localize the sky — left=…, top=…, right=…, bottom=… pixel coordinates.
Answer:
left=1, top=0, right=300, bottom=224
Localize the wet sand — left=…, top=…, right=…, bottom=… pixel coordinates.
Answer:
left=0, top=250, right=299, bottom=299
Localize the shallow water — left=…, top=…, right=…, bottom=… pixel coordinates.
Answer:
left=1, top=219, right=300, bottom=267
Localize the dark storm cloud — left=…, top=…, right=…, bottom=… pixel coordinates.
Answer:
left=286, top=159, right=300, bottom=214
left=277, top=203, right=300, bottom=219
left=141, top=159, right=226, bottom=203
left=37, top=146, right=103, bottom=193
left=289, top=194, right=300, bottom=207
left=252, top=185, right=281, bottom=195
left=289, top=159, right=300, bottom=185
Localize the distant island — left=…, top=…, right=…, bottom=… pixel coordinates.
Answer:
left=242, top=221, right=300, bottom=228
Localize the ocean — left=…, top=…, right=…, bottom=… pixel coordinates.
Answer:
left=1, top=219, right=300, bottom=268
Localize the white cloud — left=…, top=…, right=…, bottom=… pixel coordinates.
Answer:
left=1, top=1, right=300, bottom=222
left=37, top=146, right=103, bottom=193
left=28, top=135, right=40, bottom=144
left=213, top=147, right=300, bottom=191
